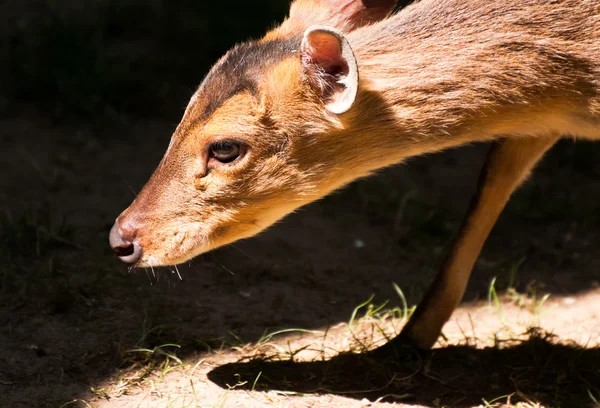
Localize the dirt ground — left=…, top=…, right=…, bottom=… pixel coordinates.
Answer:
left=1, top=99, right=599, bottom=408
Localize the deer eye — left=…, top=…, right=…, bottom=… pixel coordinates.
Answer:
left=209, top=141, right=242, bottom=164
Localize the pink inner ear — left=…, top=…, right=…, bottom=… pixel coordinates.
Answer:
left=302, top=31, right=347, bottom=76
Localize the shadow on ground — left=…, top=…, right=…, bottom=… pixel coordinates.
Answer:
left=2, top=1, right=600, bottom=406
left=208, top=331, right=600, bottom=407
left=2, top=120, right=600, bottom=406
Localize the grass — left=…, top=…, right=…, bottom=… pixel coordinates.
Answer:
left=196, top=281, right=597, bottom=407
left=112, top=317, right=187, bottom=393
left=2, top=3, right=599, bottom=406
left=2, top=164, right=596, bottom=408
left=487, top=257, right=557, bottom=326
left=81, top=287, right=417, bottom=405
left=206, top=310, right=599, bottom=408
left=344, top=283, right=415, bottom=355
left=2, top=244, right=596, bottom=408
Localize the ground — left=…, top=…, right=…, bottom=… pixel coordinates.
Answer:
left=1, top=1, right=599, bottom=406
left=1, top=102, right=599, bottom=408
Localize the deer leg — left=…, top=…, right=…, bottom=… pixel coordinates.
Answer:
left=396, top=135, right=560, bottom=351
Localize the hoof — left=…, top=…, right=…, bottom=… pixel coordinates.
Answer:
left=367, top=334, right=429, bottom=363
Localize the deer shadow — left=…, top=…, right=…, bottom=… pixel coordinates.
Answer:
left=208, top=331, right=600, bottom=407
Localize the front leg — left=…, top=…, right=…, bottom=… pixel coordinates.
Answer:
left=398, top=135, right=560, bottom=351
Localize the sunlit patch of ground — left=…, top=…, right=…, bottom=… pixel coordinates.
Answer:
left=2, top=2, right=600, bottom=406
left=2, top=113, right=599, bottom=408
left=85, top=289, right=600, bottom=408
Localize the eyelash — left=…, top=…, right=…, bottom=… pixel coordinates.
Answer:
left=208, top=141, right=243, bottom=166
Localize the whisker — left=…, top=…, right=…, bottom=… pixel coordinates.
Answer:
left=211, top=253, right=235, bottom=275
left=144, top=268, right=153, bottom=285
left=220, top=264, right=235, bottom=275
left=120, top=177, right=138, bottom=198
left=230, top=243, right=268, bottom=271
left=174, top=265, right=183, bottom=281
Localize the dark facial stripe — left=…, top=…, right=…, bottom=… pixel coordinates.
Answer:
left=195, top=36, right=301, bottom=122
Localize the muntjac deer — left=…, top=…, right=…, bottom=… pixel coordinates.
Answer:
left=110, top=0, right=600, bottom=352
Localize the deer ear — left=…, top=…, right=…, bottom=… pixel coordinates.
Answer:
left=301, top=25, right=359, bottom=114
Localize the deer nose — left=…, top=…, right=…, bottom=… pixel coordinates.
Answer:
left=109, top=222, right=142, bottom=264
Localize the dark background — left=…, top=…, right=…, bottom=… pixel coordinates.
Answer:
left=0, top=0, right=292, bottom=120
left=1, top=1, right=599, bottom=407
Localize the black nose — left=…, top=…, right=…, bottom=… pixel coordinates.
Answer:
left=109, top=222, right=142, bottom=264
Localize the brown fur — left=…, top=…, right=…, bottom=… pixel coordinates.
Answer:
left=114, top=0, right=600, bottom=350
left=270, top=0, right=396, bottom=38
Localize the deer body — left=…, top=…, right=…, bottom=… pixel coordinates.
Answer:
left=346, top=0, right=600, bottom=163
left=110, top=0, right=600, bottom=351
